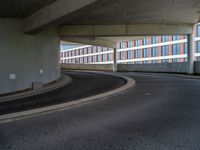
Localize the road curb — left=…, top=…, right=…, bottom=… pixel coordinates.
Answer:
left=146, top=73, right=200, bottom=80
left=0, top=72, right=136, bottom=124
left=0, top=75, right=72, bottom=103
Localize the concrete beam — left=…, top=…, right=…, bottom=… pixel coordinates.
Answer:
left=61, top=36, right=117, bottom=48
left=59, top=24, right=194, bottom=36
left=24, top=0, right=98, bottom=33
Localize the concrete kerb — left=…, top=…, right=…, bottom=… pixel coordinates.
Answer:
left=144, top=72, right=200, bottom=80
left=0, top=75, right=72, bottom=103
left=0, top=71, right=136, bottom=124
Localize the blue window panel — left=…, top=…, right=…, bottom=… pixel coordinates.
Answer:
left=127, top=62, right=132, bottom=64
left=161, top=46, right=169, bottom=56
left=197, top=57, right=200, bottom=61
left=143, top=48, right=148, bottom=57
left=152, top=60, right=158, bottom=64
left=172, top=58, right=180, bottom=62
left=92, top=47, right=96, bottom=53
left=135, top=40, right=140, bottom=47
left=161, top=35, right=169, bottom=42
left=128, top=41, right=133, bottom=48
left=134, top=50, right=140, bottom=58
left=172, top=44, right=181, bottom=55
left=120, top=42, right=125, bottom=49
left=120, top=52, right=125, bottom=60
left=143, top=61, right=149, bottom=64
left=184, top=42, right=188, bottom=54
left=172, top=35, right=180, bottom=41
left=162, top=59, right=169, bottom=63
left=197, top=25, right=200, bottom=37
left=108, top=54, right=112, bottom=61
left=83, top=48, right=87, bottom=54
left=88, top=47, right=91, bottom=54
left=87, top=57, right=90, bottom=63
left=92, top=56, right=96, bottom=62
left=143, top=38, right=148, bottom=45
left=103, top=47, right=107, bottom=51
left=152, top=36, right=158, bottom=44
left=197, top=41, right=200, bottom=53
left=127, top=50, right=133, bottom=59
left=152, top=47, right=158, bottom=57
left=102, top=54, right=107, bottom=62
left=135, top=61, right=140, bottom=64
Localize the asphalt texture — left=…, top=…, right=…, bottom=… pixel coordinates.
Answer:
left=0, top=71, right=125, bottom=115
left=1, top=72, right=200, bottom=150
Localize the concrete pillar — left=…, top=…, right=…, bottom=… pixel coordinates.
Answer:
left=113, top=48, right=118, bottom=72
left=187, top=33, right=195, bottom=74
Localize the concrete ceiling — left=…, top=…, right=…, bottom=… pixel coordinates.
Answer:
left=0, top=0, right=57, bottom=18
left=61, top=0, right=200, bottom=25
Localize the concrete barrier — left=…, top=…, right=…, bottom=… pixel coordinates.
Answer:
left=118, top=62, right=187, bottom=73
left=61, top=63, right=113, bottom=71
left=118, top=62, right=200, bottom=74
left=195, top=62, right=200, bottom=74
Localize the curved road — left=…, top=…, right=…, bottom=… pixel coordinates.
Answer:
left=1, top=72, right=200, bottom=150
left=0, top=71, right=125, bottom=115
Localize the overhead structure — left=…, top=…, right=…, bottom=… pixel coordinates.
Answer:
left=1, top=0, right=200, bottom=94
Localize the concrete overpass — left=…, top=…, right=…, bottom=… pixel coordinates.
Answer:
left=1, top=0, right=200, bottom=94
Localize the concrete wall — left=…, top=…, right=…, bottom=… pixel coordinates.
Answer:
left=61, top=63, right=113, bottom=71
left=195, top=62, right=200, bottom=74
left=0, top=19, right=60, bottom=94
left=118, top=62, right=200, bottom=74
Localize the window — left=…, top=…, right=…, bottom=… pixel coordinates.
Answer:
left=88, top=47, right=91, bottom=54
left=143, top=48, right=148, bottom=58
left=76, top=50, right=79, bottom=55
left=143, top=38, right=148, bottom=45
left=75, top=58, right=79, bottom=63
left=102, top=54, right=107, bottom=62
left=87, top=57, right=90, bottom=63
left=172, top=35, right=180, bottom=41
left=162, top=59, right=169, bottom=63
left=92, top=47, right=96, bottom=53
left=197, top=25, right=200, bottom=37
left=197, top=41, right=200, bottom=53
left=135, top=40, right=140, bottom=47
left=108, top=53, right=112, bottom=61
left=161, top=46, right=169, bottom=56
left=152, top=47, right=158, bottom=57
left=79, top=49, right=82, bottom=55
left=134, top=50, right=140, bottom=58
left=152, top=60, right=158, bottom=64
left=83, top=48, right=87, bottom=54
left=143, top=61, right=149, bottom=64
left=92, top=56, right=96, bottom=62
left=120, top=42, right=125, bottom=49
left=162, top=35, right=169, bottom=42
left=102, top=47, right=107, bottom=52
left=135, top=61, right=140, bottom=64
left=172, top=58, right=180, bottom=62
left=84, top=57, right=87, bottom=63
left=152, top=36, right=158, bottom=44
left=97, top=47, right=101, bottom=52
left=128, top=41, right=133, bottom=48
left=97, top=55, right=101, bottom=62
left=80, top=58, right=83, bottom=63
left=127, top=50, right=133, bottom=59
left=197, top=57, right=200, bottom=61
left=71, top=51, right=75, bottom=56
left=172, top=44, right=181, bottom=55
left=120, top=52, right=125, bottom=60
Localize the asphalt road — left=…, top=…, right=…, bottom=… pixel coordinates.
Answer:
left=0, top=71, right=125, bottom=115
left=1, top=72, right=200, bottom=150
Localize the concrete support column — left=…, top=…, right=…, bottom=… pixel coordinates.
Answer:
left=113, top=48, right=118, bottom=72
left=187, top=33, right=195, bottom=74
